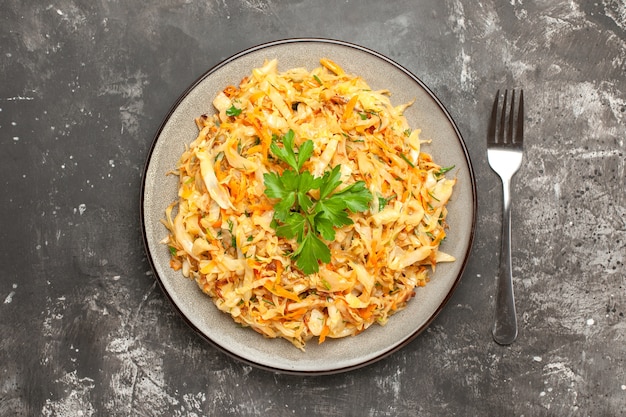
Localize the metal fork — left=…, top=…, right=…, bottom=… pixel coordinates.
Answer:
left=488, top=89, right=524, bottom=345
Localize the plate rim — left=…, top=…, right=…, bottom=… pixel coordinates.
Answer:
left=140, top=37, right=477, bottom=375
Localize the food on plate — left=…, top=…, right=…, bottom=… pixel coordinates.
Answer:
left=162, top=58, right=456, bottom=349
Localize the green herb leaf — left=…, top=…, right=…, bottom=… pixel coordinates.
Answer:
left=314, top=216, right=336, bottom=241
left=315, top=197, right=353, bottom=228
left=279, top=169, right=300, bottom=191
left=263, top=172, right=289, bottom=199
left=436, top=165, right=456, bottom=177
left=293, top=232, right=331, bottom=275
left=399, top=152, right=415, bottom=168
left=428, top=191, right=440, bottom=202
left=378, top=194, right=395, bottom=211
left=297, top=140, right=314, bottom=171
left=226, top=105, right=242, bottom=117
left=270, top=141, right=297, bottom=172
left=275, top=212, right=307, bottom=241
left=227, top=219, right=237, bottom=248
left=296, top=170, right=322, bottom=195
left=273, top=192, right=297, bottom=222
left=332, top=181, right=372, bottom=213
left=319, top=165, right=343, bottom=199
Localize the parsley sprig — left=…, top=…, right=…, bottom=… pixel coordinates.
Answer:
left=263, top=130, right=372, bottom=275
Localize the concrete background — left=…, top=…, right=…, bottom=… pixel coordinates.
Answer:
left=1, top=0, right=624, bottom=415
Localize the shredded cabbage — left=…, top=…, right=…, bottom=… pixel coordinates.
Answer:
left=163, top=58, right=456, bottom=350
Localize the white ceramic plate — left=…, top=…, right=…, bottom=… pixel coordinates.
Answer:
left=141, top=39, right=476, bottom=374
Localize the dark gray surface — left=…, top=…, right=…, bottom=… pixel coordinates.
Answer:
left=1, top=0, right=624, bottom=415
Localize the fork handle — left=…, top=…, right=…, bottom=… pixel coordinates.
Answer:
left=492, top=177, right=518, bottom=345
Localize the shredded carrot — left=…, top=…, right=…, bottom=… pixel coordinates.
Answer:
left=264, top=282, right=300, bottom=303
left=169, top=259, right=182, bottom=271
left=234, top=175, right=247, bottom=204
left=359, top=304, right=377, bottom=320
left=319, top=324, right=330, bottom=344
left=248, top=90, right=265, bottom=104
left=342, top=94, right=359, bottom=120
left=283, top=307, right=307, bottom=320
left=246, top=144, right=263, bottom=155
left=223, top=85, right=239, bottom=98
left=214, top=160, right=228, bottom=182
left=320, top=58, right=345, bottom=76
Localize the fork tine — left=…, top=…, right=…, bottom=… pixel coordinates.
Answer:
left=488, top=89, right=499, bottom=144
left=508, top=90, right=515, bottom=144
left=515, top=90, right=524, bottom=144
left=498, top=90, right=508, bottom=144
